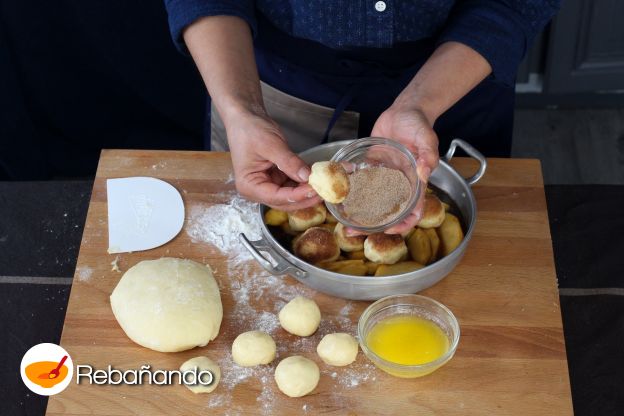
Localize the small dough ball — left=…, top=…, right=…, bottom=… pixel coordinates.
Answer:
left=418, top=194, right=446, bottom=229
left=110, top=258, right=222, bottom=352
left=308, top=161, right=350, bottom=203
left=316, top=333, right=359, bottom=366
left=279, top=296, right=321, bottom=336
left=274, top=356, right=320, bottom=398
left=288, top=204, right=327, bottom=231
left=424, top=228, right=441, bottom=262
left=293, top=227, right=340, bottom=264
left=180, top=356, right=221, bottom=394
left=232, top=330, right=276, bottom=367
left=334, top=222, right=366, bottom=252
left=364, top=233, right=408, bottom=265
left=264, top=208, right=288, bottom=226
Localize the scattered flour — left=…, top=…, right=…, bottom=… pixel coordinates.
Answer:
left=186, top=194, right=261, bottom=259
left=186, top=191, right=378, bottom=414
left=76, top=266, right=93, bottom=282
left=110, top=255, right=121, bottom=273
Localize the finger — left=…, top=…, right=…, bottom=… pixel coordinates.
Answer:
left=239, top=178, right=315, bottom=206
left=385, top=189, right=426, bottom=234
left=264, top=141, right=311, bottom=183
left=384, top=212, right=419, bottom=235
left=269, top=196, right=324, bottom=212
left=345, top=227, right=369, bottom=237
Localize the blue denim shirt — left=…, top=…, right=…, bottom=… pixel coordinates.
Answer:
left=164, top=0, right=559, bottom=86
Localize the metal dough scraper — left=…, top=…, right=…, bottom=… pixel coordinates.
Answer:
left=106, top=177, right=185, bottom=254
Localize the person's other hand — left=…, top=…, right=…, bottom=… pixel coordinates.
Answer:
left=226, top=110, right=322, bottom=211
left=370, top=105, right=439, bottom=235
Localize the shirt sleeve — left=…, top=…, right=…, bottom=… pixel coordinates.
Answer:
left=437, top=0, right=561, bottom=86
left=164, top=0, right=256, bottom=54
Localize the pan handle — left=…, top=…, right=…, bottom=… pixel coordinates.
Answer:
left=443, top=138, right=487, bottom=186
left=239, top=233, right=307, bottom=279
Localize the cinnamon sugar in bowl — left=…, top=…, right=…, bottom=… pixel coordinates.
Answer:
left=327, top=138, right=421, bottom=233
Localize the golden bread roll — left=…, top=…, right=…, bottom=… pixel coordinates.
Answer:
left=365, top=262, right=381, bottom=275
left=281, top=221, right=301, bottom=236
left=363, top=233, right=408, bottom=265
left=264, top=208, right=288, bottom=226
left=308, top=161, right=350, bottom=204
left=346, top=250, right=366, bottom=260
left=293, top=227, right=340, bottom=264
left=407, top=228, right=432, bottom=265
left=417, top=194, right=446, bottom=229
left=288, top=204, right=327, bottom=231
left=437, top=213, right=464, bottom=256
left=318, top=260, right=367, bottom=276
left=423, top=228, right=440, bottom=263
left=334, top=222, right=366, bottom=252
left=325, top=212, right=339, bottom=224
left=374, top=261, right=424, bottom=276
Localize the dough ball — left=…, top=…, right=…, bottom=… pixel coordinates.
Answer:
left=110, top=258, right=222, bottom=352
left=334, top=222, right=366, bottom=252
left=417, top=194, right=446, bottom=229
left=293, top=227, right=340, bottom=264
left=279, top=296, right=321, bottom=336
left=308, top=161, right=350, bottom=204
left=288, top=204, right=327, bottom=231
left=232, top=330, right=276, bottom=367
left=180, top=356, right=221, bottom=394
left=274, top=356, right=320, bottom=398
left=364, top=233, right=408, bottom=265
left=316, top=333, right=359, bottom=366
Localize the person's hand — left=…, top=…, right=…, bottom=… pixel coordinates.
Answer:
left=369, top=104, right=439, bottom=234
left=226, top=110, right=322, bottom=211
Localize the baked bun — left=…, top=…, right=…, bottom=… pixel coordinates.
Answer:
left=293, top=227, right=340, bottom=264
left=417, top=194, right=446, bottom=229
left=363, top=233, right=408, bottom=265
left=308, top=161, right=350, bottom=204
left=334, top=222, right=365, bottom=252
left=288, top=204, right=327, bottom=231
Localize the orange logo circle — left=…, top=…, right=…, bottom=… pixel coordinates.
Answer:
left=20, top=343, right=73, bottom=396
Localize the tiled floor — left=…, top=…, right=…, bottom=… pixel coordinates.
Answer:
left=512, top=108, right=624, bottom=185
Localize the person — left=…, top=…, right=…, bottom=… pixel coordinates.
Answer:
left=164, top=1, right=560, bottom=233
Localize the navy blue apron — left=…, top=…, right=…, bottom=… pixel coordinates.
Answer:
left=246, top=13, right=514, bottom=158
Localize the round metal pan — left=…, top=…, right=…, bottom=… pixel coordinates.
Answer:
left=240, top=139, right=486, bottom=300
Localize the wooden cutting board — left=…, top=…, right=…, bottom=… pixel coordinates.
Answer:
left=46, top=150, right=573, bottom=415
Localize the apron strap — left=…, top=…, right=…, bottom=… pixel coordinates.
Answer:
left=322, top=84, right=359, bottom=144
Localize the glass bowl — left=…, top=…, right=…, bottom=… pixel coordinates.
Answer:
left=357, top=294, right=460, bottom=378
left=327, top=137, right=421, bottom=233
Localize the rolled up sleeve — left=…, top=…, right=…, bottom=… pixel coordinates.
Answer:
left=437, top=0, right=560, bottom=86
left=164, top=0, right=256, bottom=54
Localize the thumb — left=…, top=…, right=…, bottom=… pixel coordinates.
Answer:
left=267, top=140, right=311, bottom=183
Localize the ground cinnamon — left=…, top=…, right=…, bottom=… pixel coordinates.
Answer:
left=341, top=166, right=411, bottom=226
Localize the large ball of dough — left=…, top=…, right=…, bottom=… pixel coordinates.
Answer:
left=293, top=227, right=340, bottom=264
left=180, top=356, right=221, bottom=394
left=364, top=233, right=408, bottom=265
left=417, top=194, right=446, bottom=229
left=308, top=161, right=350, bottom=203
left=110, top=258, right=222, bottom=352
left=334, top=222, right=365, bottom=252
left=274, top=356, right=320, bottom=398
left=279, top=296, right=321, bottom=337
left=288, top=204, right=327, bottom=231
left=232, top=330, right=276, bottom=367
left=316, top=333, right=359, bottom=366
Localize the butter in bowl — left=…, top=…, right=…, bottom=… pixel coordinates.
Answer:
left=357, top=294, right=460, bottom=378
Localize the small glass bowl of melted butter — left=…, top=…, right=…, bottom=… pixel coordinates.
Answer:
left=358, top=294, right=460, bottom=378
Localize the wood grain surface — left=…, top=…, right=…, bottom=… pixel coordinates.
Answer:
left=46, top=150, right=573, bottom=415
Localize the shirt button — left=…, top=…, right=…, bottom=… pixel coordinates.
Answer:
left=374, top=1, right=386, bottom=12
